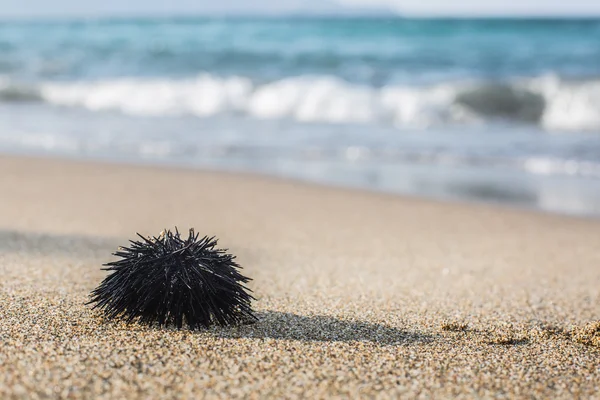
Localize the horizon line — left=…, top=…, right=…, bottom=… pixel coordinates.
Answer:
left=2, top=12, right=600, bottom=22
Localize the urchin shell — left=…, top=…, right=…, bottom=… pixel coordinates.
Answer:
left=88, top=228, right=257, bottom=329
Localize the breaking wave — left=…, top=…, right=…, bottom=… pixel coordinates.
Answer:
left=2, top=74, right=600, bottom=131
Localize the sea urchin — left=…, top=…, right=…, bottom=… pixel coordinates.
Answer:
left=88, top=228, right=257, bottom=329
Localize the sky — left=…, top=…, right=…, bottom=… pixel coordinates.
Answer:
left=1, top=0, right=600, bottom=18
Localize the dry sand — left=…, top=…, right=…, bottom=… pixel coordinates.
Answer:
left=0, top=154, right=599, bottom=399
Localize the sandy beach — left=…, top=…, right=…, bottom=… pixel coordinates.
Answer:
left=0, top=154, right=599, bottom=399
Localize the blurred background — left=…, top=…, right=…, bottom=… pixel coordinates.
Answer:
left=1, top=0, right=600, bottom=216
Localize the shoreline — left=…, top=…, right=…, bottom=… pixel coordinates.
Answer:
left=1, top=153, right=599, bottom=398
left=1, top=150, right=598, bottom=222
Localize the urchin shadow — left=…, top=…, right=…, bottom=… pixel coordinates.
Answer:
left=215, top=311, right=435, bottom=345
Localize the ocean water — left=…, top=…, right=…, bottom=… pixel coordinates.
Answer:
left=1, top=17, right=600, bottom=216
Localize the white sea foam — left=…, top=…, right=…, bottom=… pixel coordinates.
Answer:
left=0, top=73, right=591, bottom=132
left=530, top=75, right=600, bottom=131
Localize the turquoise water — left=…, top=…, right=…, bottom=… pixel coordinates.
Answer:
left=1, top=17, right=600, bottom=215
left=3, top=18, right=600, bottom=82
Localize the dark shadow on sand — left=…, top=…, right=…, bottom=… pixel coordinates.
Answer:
left=0, top=229, right=258, bottom=264
left=0, top=229, right=117, bottom=257
left=215, top=311, right=436, bottom=345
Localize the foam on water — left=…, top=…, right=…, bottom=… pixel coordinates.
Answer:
left=532, top=76, right=600, bottom=131
left=9, top=74, right=594, bottom=132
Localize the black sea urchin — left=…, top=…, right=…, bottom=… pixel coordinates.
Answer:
left=88, top=228, right=257, bottom=329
